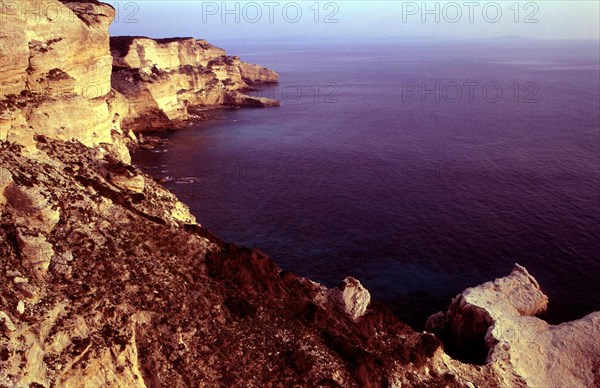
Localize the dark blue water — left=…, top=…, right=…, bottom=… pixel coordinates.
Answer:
left=134, top=39, right=600, bottom=328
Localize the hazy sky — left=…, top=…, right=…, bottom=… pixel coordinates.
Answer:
left=106, top=1, right=600, bottom=42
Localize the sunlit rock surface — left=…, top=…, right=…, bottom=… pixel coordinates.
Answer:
left=0, top=0, right=131, bottom=161
left=427, top=264, right=600, bottom=387
left=110, top=36, right=280, bottom=132
left=328, top=277, right=371, bottom=321
left=1, top=1, right=598, bottom=386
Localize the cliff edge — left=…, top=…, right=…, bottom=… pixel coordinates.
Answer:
left=110, top=36, right=280, bottom=132
left=427, top=264, right=600, bottom=387
left=1, top=1, right=599, bottom=387
left=0, top=138, right=463, bottom=387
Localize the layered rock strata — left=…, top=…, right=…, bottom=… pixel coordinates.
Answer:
left=110, top=36, right=279, bottom=132
left=0, top=0, right=279, bottom=158
left=1, top=0, right=599, bottom=387
left=0, top=0, right=132, bottom=162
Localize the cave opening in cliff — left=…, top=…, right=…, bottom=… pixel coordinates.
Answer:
left=436, top=331, right=490, bottom=366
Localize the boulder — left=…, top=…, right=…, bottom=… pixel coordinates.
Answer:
left=16, top=301, right=25, bottom=315
left=109, top=173, right=145, bottom=194
left=328, top=277, right=371, bottom=320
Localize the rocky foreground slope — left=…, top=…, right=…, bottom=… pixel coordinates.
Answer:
left=1, top=0, right=599, bottom=387
left=0, top=137, right=468, bottom=387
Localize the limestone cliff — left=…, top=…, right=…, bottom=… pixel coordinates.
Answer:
left=110, top=36, right=280, bottom=132
left=0, top=0, right=279, bottom=157
left=0, top=0, right=132, bottom=162
left=1, top=1, right=599, bottom=387
left=239, top=62, right=280, bottom=84
left=427, top=264, right=600, bottom=387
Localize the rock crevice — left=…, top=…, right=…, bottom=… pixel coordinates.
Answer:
left=427, top=264, right=600, bottom=387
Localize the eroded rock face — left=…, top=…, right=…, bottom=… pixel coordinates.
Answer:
left=427, top=264, right=600, bottom=387
left=239, top=62, right=280, bottom=84
left=0, top=0, right=113, bottom=99
left=110, top=36, right=280, bottom=132
left=426, top=264, right=548, bottom=361
left=0, top=0, right=132, bottom=159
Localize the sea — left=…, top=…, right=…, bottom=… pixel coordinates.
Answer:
left=133, top=38, right=600, bottom=329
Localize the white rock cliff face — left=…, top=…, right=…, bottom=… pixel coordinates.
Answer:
left=110, top=36, right=280, bottom=132
left=0, top=0, right=130, bottom=161
left=2, top=1, right=599, bottom=387
left=0, top=0, right=113, bottom=98
left=112, top=37, right=228, bottom=73
left=0, top=1, right=279, bottom=157
left=427, top=264, right=600, bottom=388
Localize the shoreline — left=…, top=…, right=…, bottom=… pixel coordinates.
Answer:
left=1, top=1, right=599, bottom=386
left=129, top=105, right=590, bottom=332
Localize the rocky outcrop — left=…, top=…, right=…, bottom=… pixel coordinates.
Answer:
left=427, top=264, right=600, bottom=387
left=0, top=138, right=452, bottom=387
left=328, top=277, right=371, bottom=321
left=239, top=62, right=280, bottom=84
left=0, top=0, right=132, bottom=162
left=1, top=0, right=113, bottom=99
left=1, top=1, right=599, bottom=387
left=110, top=36, right=279, bottom=132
